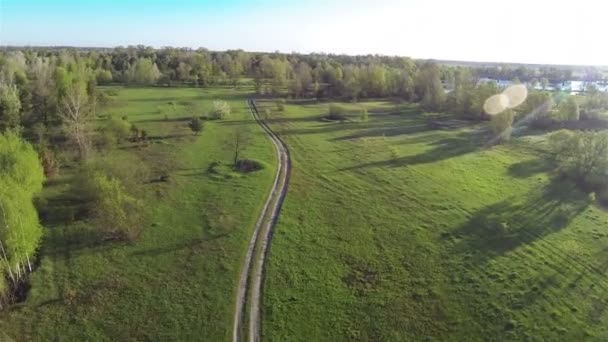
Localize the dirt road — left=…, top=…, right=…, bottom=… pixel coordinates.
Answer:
left=232, top=100, right=290, bottom=342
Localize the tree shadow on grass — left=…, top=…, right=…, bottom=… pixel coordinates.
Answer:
left=340, top=129, right=488, bottom=171
left=450, top=179, right=590, bottom=264
left=507, top=158, right=555, bottom=178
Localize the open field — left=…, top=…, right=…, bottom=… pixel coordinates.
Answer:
left=260, top=100, right=608, bottom=340
left=0, top=87, right=277, bottom=341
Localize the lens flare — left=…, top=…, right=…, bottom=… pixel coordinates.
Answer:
left=503, top=84, right=528, bottom=108
left=483, top=94, right=509, bottom=115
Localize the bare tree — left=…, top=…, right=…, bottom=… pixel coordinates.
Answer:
left=228, top=126, right=251, bottom=167
left=60, top=76, right=92, bottom=160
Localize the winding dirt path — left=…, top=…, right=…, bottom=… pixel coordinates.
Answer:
left=232, top=99, right=291, bottom=342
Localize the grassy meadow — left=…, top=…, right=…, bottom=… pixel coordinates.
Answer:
left=0, top=86, right=277, bottom=340
left=260, top=100, right=608, bottom=341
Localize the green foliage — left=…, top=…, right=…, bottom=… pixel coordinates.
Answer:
left=550, top=130, right=608, bottom=189
left=328, top=103, right=345, bottom=120
left=105, top=117, right=131, bottom=142
left=556, top=96, right=580, bottom=121
left=188, top=116, right=204, bottom=135
left=0, top=131, right=44, bottom=194
left=276, top=99, right=285, bottom=111
left=359, top=107, right=368, bottom=122
left=470, top=81, right=500, bottom=119
left=0, top=132, right=44, bottom=301
left=95, top=69, right=113, bottom=85
left=0, top=79, right=22, bottom=131
left=89, top=172, right=144, bottom=241
left=209, top=100, right=231, bottom=120
left=416, top=62, right=445, bottom=112
left=126, top=58, right=161, bottom=85
left=263, top=108, right=272, bottom=120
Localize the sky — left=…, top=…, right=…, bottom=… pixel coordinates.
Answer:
left=1, top=0, right=607, bottom=66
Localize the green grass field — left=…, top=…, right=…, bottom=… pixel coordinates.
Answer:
left=260, top=100, right=608, bottom=340
left=0, top=86, right=277, bottom=341
left=3, top=87, right=608, bottom=341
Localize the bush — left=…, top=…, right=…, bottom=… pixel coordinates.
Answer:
left=276, top=99, right=286, bottom=111
left=98, top=117, right=132, bottom=151
left=360, top=108, right=369, bottom=122
left=327, top=104, right=345, bottom=120
left=234, top=159, right=264, bottom=173
left=209, top=100, right=231, bottom=120
left=550, top=130, right=608, bottom=189
left=89, top=172, right=144, bottom=241
left=188, top=116, right=204, bottom=135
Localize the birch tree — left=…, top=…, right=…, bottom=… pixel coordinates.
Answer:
left=60, top=67, right=93, bottom=160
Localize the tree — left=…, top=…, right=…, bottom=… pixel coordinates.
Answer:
left=470, top=81, right=500, bottom=120
left=0, top=132, right=44, bottom=305
left=30, top=57, right=57, bottom=125
left=95, top=69, right=113, bottom=85
left=228, top=127, right=251, bottom=167
left=291, top=62, right=313, bottom=98
left=557, top=96, right=580, bottom=121
left=550, top=130, right=608, bottom=188
left=188, top=116, right=203, bottom=135
left=126, top=58, right=161, bottom=85
left=59, top=66, right=93, bottom=160
left=415, top=62, right=445, bottom=111
left=209, top=100, right=231, bottom=119
left=540, top=78, right=549, bottom=90
left=0, top=78, right=21, bottom=131
left=490, top=109, right=515, bottom=143
left=89, top=172, right=144, bottom=241
left=342, top=65, right=361, bottom=101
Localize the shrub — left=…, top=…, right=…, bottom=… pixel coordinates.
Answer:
left=130, top=124, right=140, bottom=142
left=550, top=130, right=608, bottom=189
left=98, top=117, right=132, bottom=151
left=276, top=99, right=286, bottom=111
left=209, top=100, right=231, bottom=120
left=89, top=172, right=144, bottom=241
left=360, top=108, right=369, bottom=122
left=188, top=116, right=204, bottom=135
left=234, top=159, right=264, bottom=173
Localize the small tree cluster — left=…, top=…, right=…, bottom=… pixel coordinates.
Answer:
left=550, top=130, right=608, bottom=192
left=0, top=132, right=44, bottom=307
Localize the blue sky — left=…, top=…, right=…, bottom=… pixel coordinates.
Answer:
left=1, top=0, right=607, bottom=65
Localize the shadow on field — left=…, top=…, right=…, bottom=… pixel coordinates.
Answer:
left=507, top=158, right=554, bottom=178
left=339, top=130, right=487, bottom=171
left=332, top=121, right=429, bottom=141
left=134, top=116, right=193, bottom=124
left=451, top=179, right=589, bottom=262
left=218, top=115, right=322, bottom=126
